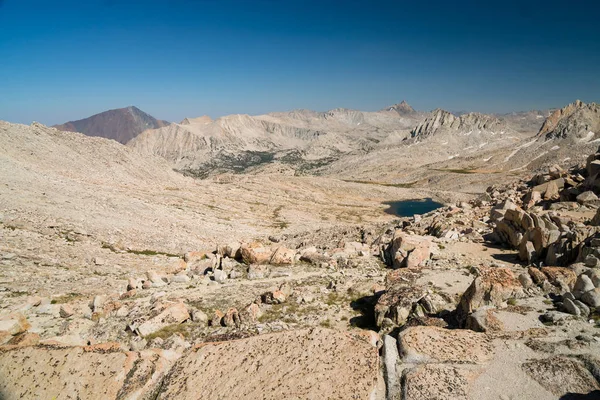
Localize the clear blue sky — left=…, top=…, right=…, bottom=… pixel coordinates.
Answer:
left=1, top=0, right=598, bottom=125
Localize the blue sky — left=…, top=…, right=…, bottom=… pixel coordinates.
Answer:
left=0, top=0, right=599, bottom=125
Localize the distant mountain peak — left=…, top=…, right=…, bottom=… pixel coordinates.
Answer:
left=53, top=106, right=170, bottom=144
left=538, top=100, right=600, bottom=141
left=384, top=100, right=415, bottom=115
left=411, top=109, right=502, bottom=139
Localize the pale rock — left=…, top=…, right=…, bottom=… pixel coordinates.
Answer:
left=247, top=264, right=270, bottom=279
left=146, top=270, right=167, bottom=287
left=269, top=246, right=295, bottom=265
left=398, top=326, right=494, bottom=364
left=576, top=191, right=599, bottom=204
left=213, top=269, right=227, bottom=284
left=382, top=334, right=400, bottom=400
left=240, top=242, right=273, bottom=264
left=191, top=309, right=208, bottom=324
left=562, top=298, right=580, bottom=316
left=0, top=313, right=30, bottom=336
left=389, top=231, right=432, bottom=269
left=581, top=288, right=600, bottom=307
left=136, top=302, right=190, bottom=337
left=59, top=304, right=75, bottom=318
left=574, top=274, right=595, bottom=293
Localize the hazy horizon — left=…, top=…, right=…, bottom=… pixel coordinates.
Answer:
left=1, top=0, right=599, bottom=125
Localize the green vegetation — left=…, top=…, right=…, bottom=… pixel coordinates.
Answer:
left=319, top=319, right=332, bottom=328
left=507, top=298, right=518, bottom=306
left=431, top=168, right=477, bottom=174
left=342, top=179, right=417, bottom=188
left=144, top=323, right=192, bottom=341
left=51, top=292, right=82, bottom=304
left=7, top=290, right=29, bottom=298
left=125, top=249, right=181, bottom=258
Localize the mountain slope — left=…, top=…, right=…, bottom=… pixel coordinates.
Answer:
left=537, top=100, right=600, bottom=142
left=128, top=105, right=423, bottom=176
left=53, top=106, right=170, bottom=144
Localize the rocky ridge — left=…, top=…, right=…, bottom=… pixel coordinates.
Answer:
left=538, top=100, right=600, bottom=142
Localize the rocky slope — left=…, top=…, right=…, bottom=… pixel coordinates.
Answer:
left=410, top=109, right=505, bottom=140
left=2, top=101, right=600, bottom=399
left=54, top=106, right=170, bottom=144
left=128, top=104, right=423, bottom=177
left=538, top=100, right=600, bottom=142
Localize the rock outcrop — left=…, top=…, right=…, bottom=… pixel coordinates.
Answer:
left=538, top=100, right=600, bottom=141
left=411, top=109, right=504, bottom=139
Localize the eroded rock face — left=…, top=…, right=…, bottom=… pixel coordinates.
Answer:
left=157, top=328, right=379, bottom=399
left=522, top=356, right=600, bottom=396
left=0, top=345, right=175, bottom=400
left=136, top=302, right=190, bottom=337
left=411, top=109, right=503, bottom=139
left=374, top=269, right=428, bottom=328
left=457, top=266, right=525, bottom=324
left=402, top=364, right=479, bottom=400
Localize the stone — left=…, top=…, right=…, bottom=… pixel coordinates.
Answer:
left=240, top=242, right=273, bottom=264
left=165, top=259, right=187, bottom=275
left=562, top=298, right=580, bottom=316
left=398, top=326, right=494, bottom=364
left=240, top=303, right=262, bottom=324
left=574, top=274, right=595, bottom=293
left=584, top=269, right=600, bottom=287
left=522, top=356, right=600, bottom=396
left=6, top=332, right=40, bottom=346
left=577, top=191, right=599, bottom=204
left=374, top=269, right=427, bottom=328
left=191, top=309, right=208, bottom=324
left=156, top=328, right=379, bottom=400
left=0, top=313, right=30, bottom=336
left=127, top=277, right=142, bottom=291
left=465, top=306, right=504, bottom=332
left=581, top=288, right=600, bottom=307
left=0, top=345, right=174, bottom=399
left=171, top=274, right=190, bottom=283
left=262, top=290, right=286, bottom=304
left=540, top=311, right=572, bottom=324
left=573, top=300, right=590, bottom=317
left=402, top=365, right=477, bottom=400
left=223, top=308, right=240, bottom=328
left=389, top=231, right=432, bottom=269
left=541, top=267, right=576, bottom=289
left=269, top=246, right=295, bottom=265
left=457, top=266, right=524, bottom=323
left=59, top=304, right=75, bottom=318
left=247, top=264, right=270, bottom=280
left=518, top=240, right=536, bottom=263
left=528, top=267, right=547, bottom=285
left=39, top=334, right=87, bottom=347
left=585, top=255, right=599, bottom=268
left=211, top=310, right=224, bottom=327
left=518, top=273, right=533, bottom=288
left=382, top=335, right=400, bottom=400
left=90, top=295, right=106, bottom=312
left=146, top=270, right=167, bottom=287
left=212, top=269, right=227, bottom=284
left=136, top=302, right=190, bottom=337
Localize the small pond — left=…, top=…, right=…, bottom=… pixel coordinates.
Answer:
left=383, top=198, right=444, bottom=217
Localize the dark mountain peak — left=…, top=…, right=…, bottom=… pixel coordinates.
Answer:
left=383, top=100, right=415, bottom=115
left=53, top=107, right=170, bottom=144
